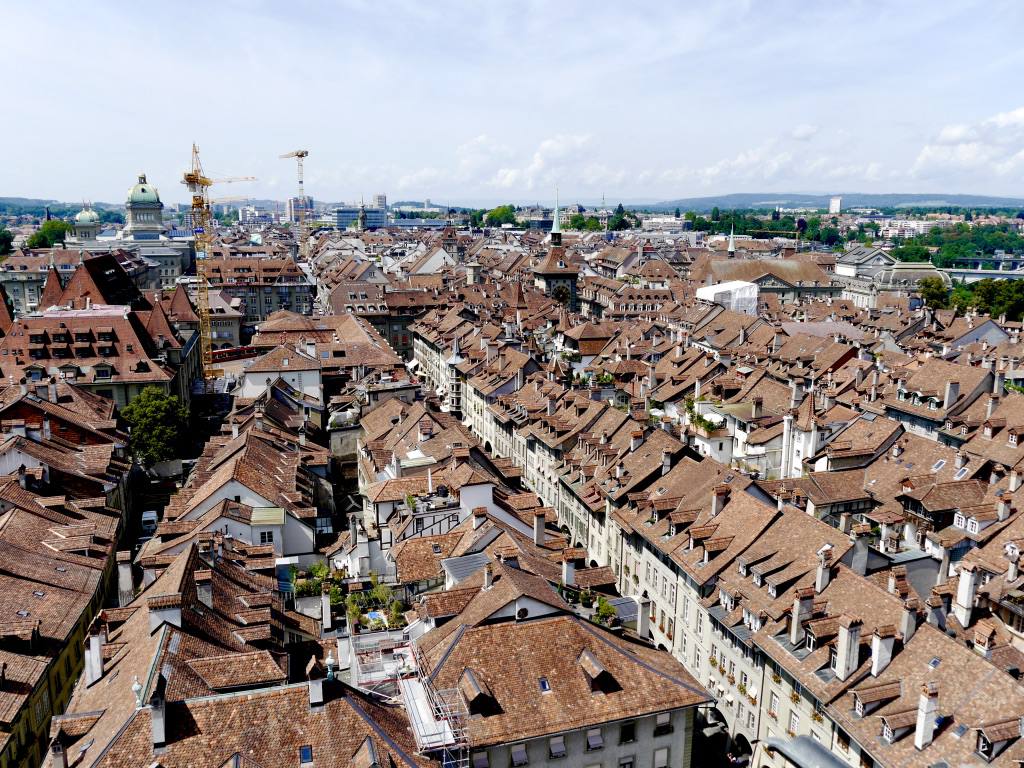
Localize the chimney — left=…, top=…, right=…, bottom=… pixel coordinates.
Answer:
left=349, top=514, right=359, bottom=547
left=943, top=380, right=959, bottom=410
left=1011, top=469, right=1022, bottom=493
left=194, top=569, right=212, bottom=608
left=533, top=512, right=546, bottom=547
left=636, top=596, right=651, bottom=637
left=47, top=376, right=57, bottom=403
left=995, top=367, right=1006, bottom=395
left=789, top=380, right=802, bottom=410
left=711, top=484, right=729, bottom=516
left=998, top=497, right=1012, bottom=521
left=483, top=563, right=493, bottom=590
left=117, top=550, right=134, bottom=606
left=49, top=741, right=67, bottom=768
left=631, top=430, right=643, bottom=452
left=661, top=449, right=672, bottom=476
left=84, top=622, right=106, bottom=685
left=914, top=682, right=940, bottom=750
left=307, top=658, right=325, bottom=709
left=815, top=546, right=832, bottom=593
left=42, top=416, right=51, bottom=441
left=892, top=441, right=903, bottom=459
left=321, top=582, right=333, bottom=632
left=849, top=524, right=871, bottom=576
left=871, top=626, right=896, bottom=676
left=834, top=616, right=863, bottom=681
left=751, top=396, right=762, bottom=418
left=1007, top=543, right=1021, bottom=582
left=926, top=595, right=946, bottom=629
left=254, top=405, right=265, bottom=432
left=900, top=599, right=919, bottom=643
left=472, top=506, right=487, bottom=530
left=953, top=563, right=979, bottom=627
left=546, top=398, right=555, bottom=416
left=561, top=556, right=575, bottom=586
left=955, top=450, right=966, bottom=470
left=148, top=593, right=183, bottom=632
left=231, top=421, right=239, bottom=439
left=789, top=587, right=814, bottom=646
left=987, top=395, right=998, bottom=419
left=18, top=378, right=27, bottom=396
left=149, top=675, right=167, bottom=749
left=648, top=362, right=656, bottom=389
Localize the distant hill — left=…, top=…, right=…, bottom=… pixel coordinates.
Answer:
left=648, top=192, right=1024, bottom=212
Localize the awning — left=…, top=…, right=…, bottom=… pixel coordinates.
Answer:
left=405, top=358, right=420, bottom=370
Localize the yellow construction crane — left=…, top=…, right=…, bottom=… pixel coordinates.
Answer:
left=182, top=144, right=254, bottom=386
left=280, top=150, right=310, bottom=257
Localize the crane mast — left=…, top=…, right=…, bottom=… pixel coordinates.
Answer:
left=280, top=150, right=310, bottom=258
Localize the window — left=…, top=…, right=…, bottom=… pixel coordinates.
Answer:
left=299, top=745, right=313, bottom=765
left=789, top=711, right=800, bottom=734
left=882, top=723, right=894, bottom=743
left=538, top=677, right=551, bottom=693
left=472, top=753, right=489, bottom=768
left=747, top=711, right=756, bottom=729
left=586, top=728, right=603, bottom=751
left=654, top=712, right=673, bottom=737
left=511, top=744, right=528, bottom=767
left=769, top=692, right=780, bottom=717
left=259, top=531, right=274, bottom=545
left=836, top=729, right=850, bottom=752
left=653, top=748, right=669, bottom=768
left=620, top=721, right=636, bottom=744
left=619, top=757, right=635, bottom=768
left=548, top=736, right=565, bottom=759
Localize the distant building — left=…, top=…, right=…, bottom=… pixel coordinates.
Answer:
left=335, top=205, right=388, bottom=229
left=372, top=193, right=387, bottom=209
left=829, top=196, right=842, bottom=215
left=286, top=195, right=314, bottom=223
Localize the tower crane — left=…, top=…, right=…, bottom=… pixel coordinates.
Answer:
left=182, top=144, right=255, bottom=387
left=280, top=150, right=310, bottom=258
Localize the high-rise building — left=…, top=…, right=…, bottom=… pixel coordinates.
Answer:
left=372, top=193, right=387, bottom=209
left=335, top=205, right=388, bottom=229
left=286, top=196, right=314, bottom=223
left=829, top=195, right=842, bottom=214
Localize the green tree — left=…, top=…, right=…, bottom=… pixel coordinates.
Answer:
left=0, top=228, right=13, bottom=255
left=26, top=219, right=72, bottom=249
left=673, top=207, right=681, bottom=219
left=711, top=206, right=721, bottom=221
left=917, top=276, right=950, bottom=309
left=120, top=386, right=189, bottom=465
left=890, top=244, right=931, bottom=262
left=484, top=205, right=518, bottom=227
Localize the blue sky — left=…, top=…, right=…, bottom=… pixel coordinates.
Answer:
left=3, top=1, right=1024, bottom=206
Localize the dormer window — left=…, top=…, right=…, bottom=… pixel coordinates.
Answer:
left=977, top=732, right=993, bottom=761
left=1010, top=434, right=1018, bottom=447
left=929, top=399, right=938, bottom=411
left=805, top=634, right=816, bottom=652
left=961, top=425, right=969, bottom=436
left=985, top=426, right=993, bottom=438
left=767, top=584, right=777, bottom=598
left=752, top=573, right=762, bottom=587
left=738, top=563, right=747, bottom=577
left=882, top=723, right=894, bottom=743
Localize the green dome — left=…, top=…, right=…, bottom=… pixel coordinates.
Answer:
left=74, top=207, right=100, bottom=224
left=127, top=173, right=160, bottom=205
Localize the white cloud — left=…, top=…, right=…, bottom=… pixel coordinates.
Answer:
left=489, top=134, right=592, bottom=191
left=913, top=105, right=1024, bottom=180
left=791, top=123, right=819, bottom=141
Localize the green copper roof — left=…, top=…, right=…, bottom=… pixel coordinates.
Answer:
left=127, top=173, right=160, bottom=204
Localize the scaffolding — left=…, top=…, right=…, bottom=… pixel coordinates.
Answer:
left=350, top=631, right=469, bottom=768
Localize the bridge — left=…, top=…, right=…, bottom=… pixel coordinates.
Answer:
left=941, top=265, right=1024, bottom=284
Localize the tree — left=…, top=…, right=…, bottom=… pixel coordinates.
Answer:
left=673, top=207, right=681, bottom=219
left=711, top=206, right=721, bottom=221
left=0, top=227, right=13, bottom=255
left=26, top=219, right=72, bottom=249
left=889, top=244, right=931, bottom=262
left=917, top=276, right=950, bottom=309
left=121, top=386, right=189, bottom=465
left=484, top=204, right=517, bottom=227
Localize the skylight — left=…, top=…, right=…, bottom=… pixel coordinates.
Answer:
left=929, top=656, right=941, bottom=669
left=539, top=677, right=551, bottom=693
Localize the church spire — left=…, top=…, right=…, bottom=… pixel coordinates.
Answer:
left=550, top=187, right=562, bottom=246
left=727, top=223, right=736, bottom=256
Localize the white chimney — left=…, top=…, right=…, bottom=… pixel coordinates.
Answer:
left=661, top=449, right=672, bottom=476
left=150, top=680, right=167, bottom=748
left=84, top=623, right=106, bottom=686
left=533, top=512, right=546, bottom=547
left=711, top=485, right=729, bottom=517
left=943, top=380, right=959, bottom=410
left=815, top=545, right=833, bottom=593
left=483, top=563, right=493, bottom=590
left=472, top=506, right=487, bottom=530
left=834, top=616, right=863, bottom=681
left=1011, top=469, right=1021, bottom=493
left=914, top=682, right=940, bottom=750
left=321, top=583, right=332, bottom=632
left=562, top=557, right=575, bottom=586
left=195, top=570, right=212, bottom=608
left=900, top=599, right=919, bottom=643
left=789, top=588, right=814, bottom=646
left=636, top=596, right=651, bottom=637
left=1007, top=543, right=1021, bottom=583
left=953, top=563, right=979, bottom=628
left=49, top=741, right=67, bottom=768
left=870, top=627, right=895, bottom=676
left=631, top=430, right=643, bottom=451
